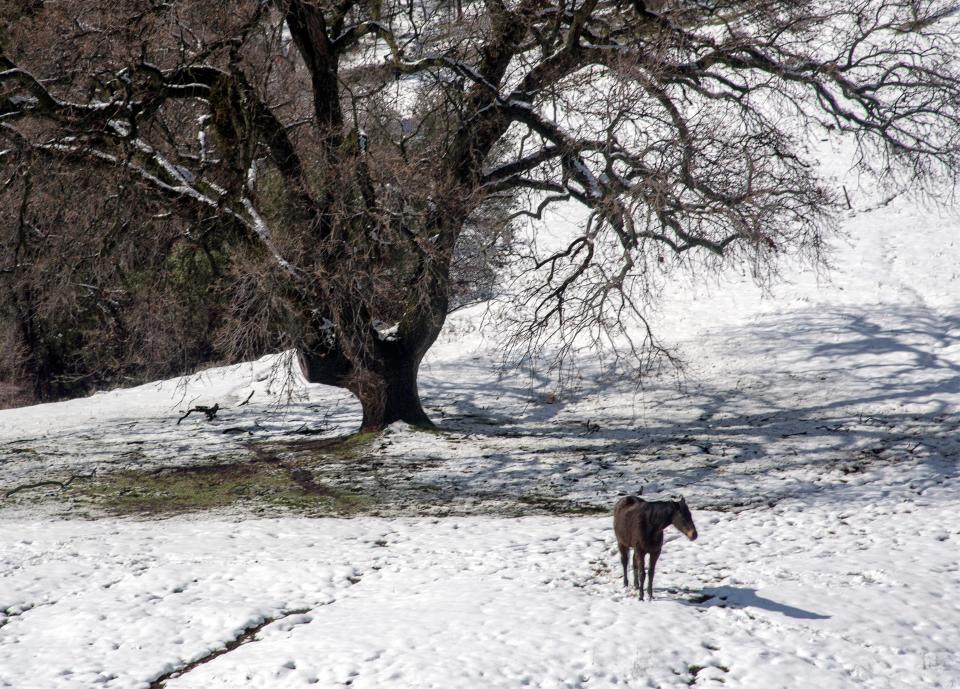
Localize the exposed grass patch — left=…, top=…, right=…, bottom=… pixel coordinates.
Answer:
left=74, top=461, right=371, bottom=516
left=261, top=430, right=380, bottom=462
left=5, top=430, right=614, bottom=518
left=260, top=433, right=613, bottom=517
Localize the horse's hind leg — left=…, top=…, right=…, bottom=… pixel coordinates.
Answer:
left=633, top=550, right=645, bottom=600
left=647, top=549, right=660, bottom=600
left=619, top=544, right=629, bottom=587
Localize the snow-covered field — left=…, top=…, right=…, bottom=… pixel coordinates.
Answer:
left=2, top=500, right=959, bottom=689
left=1, top=166, right=959, bottom=686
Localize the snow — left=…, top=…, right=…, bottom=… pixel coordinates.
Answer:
left=1, top=143, right=959, bottom=687
left=372, top=320, right=400, bottom=341
left=1, top=503, right=958, bottom=688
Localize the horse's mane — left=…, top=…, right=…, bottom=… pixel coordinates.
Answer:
left=641, top=500, right=677, bottom=526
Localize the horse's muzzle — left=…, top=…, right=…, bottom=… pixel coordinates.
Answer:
left=686, top=528, right=698, bottom=541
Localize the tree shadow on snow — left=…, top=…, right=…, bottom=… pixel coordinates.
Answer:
left=418, top=304, right=960, bottom=509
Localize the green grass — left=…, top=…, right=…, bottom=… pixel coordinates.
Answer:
left=75, top=462, right=371, bottom=516
left=260, top=430, right=380, bottom=462
left=7, top=431, right=613, bottom=518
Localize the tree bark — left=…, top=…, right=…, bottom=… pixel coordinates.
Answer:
left=299, top=343, right=434, bottom=432
left=297, top=296, right=446, bottom=434
left=351, top=356, right=432, bottom=432
left=297, top=210, right=455, bottom=432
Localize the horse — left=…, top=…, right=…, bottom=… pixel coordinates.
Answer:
left=613, top=495, right=698, bottom=600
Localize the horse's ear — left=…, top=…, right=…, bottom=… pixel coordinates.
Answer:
left=679, top=495, right=686, bottom=504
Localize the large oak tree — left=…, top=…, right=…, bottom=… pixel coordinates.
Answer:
left=2, top=0, right=958, bottom=428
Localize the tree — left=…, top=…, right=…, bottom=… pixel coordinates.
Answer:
left=2, top=0, right=958, bottom=429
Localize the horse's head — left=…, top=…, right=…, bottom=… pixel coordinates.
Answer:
left=671, top=496, right=698, bottom=541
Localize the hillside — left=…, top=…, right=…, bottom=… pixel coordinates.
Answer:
left=1, top=158, right=958, bottom=687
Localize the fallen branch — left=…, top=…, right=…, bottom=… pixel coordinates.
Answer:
left=4, top=470, right=97, bottom=498
left=286, top=423, right=329, bottom=435
left=237, top=390, right=255, bottom=407
left=177, top=403, right=220, bottom=424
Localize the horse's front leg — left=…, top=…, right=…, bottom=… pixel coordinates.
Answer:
left=633, top=549, right=646, bottom=600
left=647, top=549, right=661, bottom=600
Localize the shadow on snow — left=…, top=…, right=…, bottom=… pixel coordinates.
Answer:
left=689, top=586, right=831, bottom=620
left=420, top=304, right=960, bottom=509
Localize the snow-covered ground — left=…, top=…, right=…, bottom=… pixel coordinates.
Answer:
left=2, top=499, right=958, bottom=689
left=1, top=160, right=959, bottom=686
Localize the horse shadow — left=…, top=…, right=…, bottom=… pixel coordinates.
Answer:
left=686, top=586, right=830, bottom=620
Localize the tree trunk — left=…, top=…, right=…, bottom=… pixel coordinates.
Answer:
left=298, top=321, right=441, bottom=433
left=349, top=357, right=432, bottom=432
left=298, top=214, right=455, bottom=433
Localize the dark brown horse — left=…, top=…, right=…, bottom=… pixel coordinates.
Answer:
left=613, top=495, right=698, bottom=600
